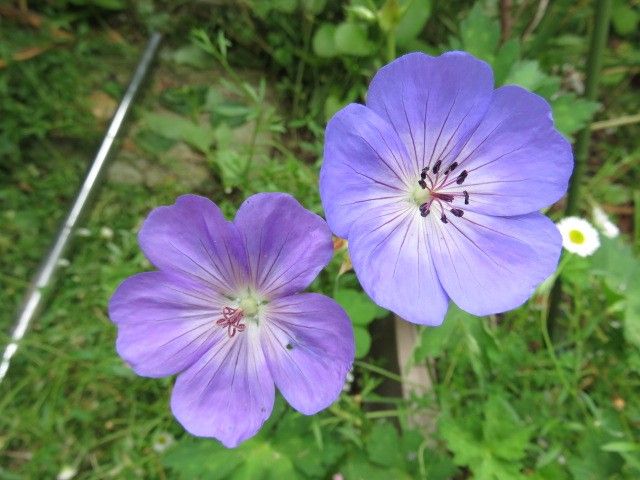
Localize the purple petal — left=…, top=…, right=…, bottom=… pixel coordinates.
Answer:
left=261, top=293, right=354, bottom=414
left=233, top=193, right=333, bottom=299
left=348, top=206, right=450, bottom=326
left=171, top=329, right=274, bottom=448
left=439, top=86, right=573, bottom=216
left=109, top=271, right=226, bottom=378
left=366, top=51, right=494, bottom=173
left=428, top=211, right=561, bottom=316
left=139, top=195, right=249, bottom=297
left=320, top=104, right=414, bottom=238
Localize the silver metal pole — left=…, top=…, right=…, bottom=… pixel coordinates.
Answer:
left=0, top=32, right=162, bottom=384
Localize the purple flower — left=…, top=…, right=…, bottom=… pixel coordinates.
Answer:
left=320, top=52, right=573, bottom=326
left=109, top=193, right=354, bottom=448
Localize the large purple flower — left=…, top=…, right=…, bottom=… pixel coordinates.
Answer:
left=320, top=51, right=573, bottom=325
left=109, top=193, right=354, bottom=448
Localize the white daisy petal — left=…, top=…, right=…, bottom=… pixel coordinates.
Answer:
left=556, top=217, right=600, bottom=257
left=592, top=205, right=620, bottom=239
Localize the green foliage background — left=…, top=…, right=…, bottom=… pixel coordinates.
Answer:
left=1, top=0, right=639, bottom=478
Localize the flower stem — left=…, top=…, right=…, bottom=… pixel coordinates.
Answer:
left=565, top=0, right=613, bottom=214
left=548, top=0, right=612, bottom=336
left=386, top=30, right=396, bottom=62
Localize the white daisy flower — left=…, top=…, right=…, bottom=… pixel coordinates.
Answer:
left=57, top=465, right=77, bottom=480
left=556, top=217, right=600, bottom=257
left=152, top=431, right=175, bottom=453
left=592, top=205, right=619, bottom=239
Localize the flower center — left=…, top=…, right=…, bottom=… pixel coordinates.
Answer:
left=216, top=306, right=246, bottom=337
left=239, top=296, right=259, bottom=316
left=569, top=229, right=585, bottom=244
left=216, top=293, right=263, bottom=338
left=413, top=159, right=471, bottom=223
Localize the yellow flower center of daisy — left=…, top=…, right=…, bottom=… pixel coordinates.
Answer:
left=569, top=229, right=585, bottom=244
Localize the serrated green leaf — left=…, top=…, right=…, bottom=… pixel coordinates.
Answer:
left=366, top=422, right=403, bottom=467
left=551, top=95, right=600, bottom=137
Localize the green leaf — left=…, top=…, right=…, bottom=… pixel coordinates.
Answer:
left=342, top=453, right=413, bottom=480
left=601, top=441, right=640, bottom=453
left=301, top=0, right=326, bottom=14
left=589, top=237, right=640, bottom=294
left=439, top=395, right=531, bottom=480
left=334, top=288, right=388, bottom=326
left=624, top=288, right=640, bottom=348
left=483, top=396, right=531, bottom=462
left=354, top=326, right=372, bottom=358
left=394, top=0, right=432, bottom=47
left=567, top=428, right=624, bottom=480
left=504, top=60, right=547, bottom=91
left=312, top=23, right=338, bottom=58
left=366, top=422, right=403, bottom=467
left=163, top=438, right=242, bottom=479
left=551, top=95, right=599, bottom=137
left=143, top=112, right=214, bottom=154
left=458, top=3, right=499, bottom=61
left=492, top=39, right=520, bottom=85
left=612, top=0, right=639, bottom=36
left=414, top=305, right=475, bottom=360
left=334, top=22, right=375, bottom=57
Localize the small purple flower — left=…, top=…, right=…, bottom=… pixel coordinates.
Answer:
left=109, top=193, right=354, bottom=448
left=320, top=52, right=573, bottom=325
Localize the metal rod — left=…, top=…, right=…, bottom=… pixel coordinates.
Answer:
left=0, top=32, right=162, bottom=384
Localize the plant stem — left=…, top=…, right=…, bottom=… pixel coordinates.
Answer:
left=386, top=31, right=396, bottom=62
left=591, top=113, right=640, bottom=131
left=548, top=0, right=612, bottom=337
left=565, top=0, right=613, bottom=214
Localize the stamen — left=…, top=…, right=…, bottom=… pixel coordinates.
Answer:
left=451, top=208, right=464, bottom=217
left=456, top=170, right=468, bottom=185
left=419, top=201, right=431, bottom=217
left=420, top=170, right=427, bottom=180
left=433, top=192, right=454, bottom=203
left=443, top=161, right=458, bottom=175
left=418, top=179, right=427, bottom=189
left=463, top=190, right=469, bottom=205
left=216, top=306, right=246, bottom=338
left=440, top=213, right=448, bottom=224
left=432, top=160, right=442, bottom=174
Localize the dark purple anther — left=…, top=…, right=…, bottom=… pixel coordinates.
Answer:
left=444, top=161, right=459, bottom=175
left=432, top=160, right=442, bottom=174
left=451, top=208, right=464, bottom=217
left=463, top=190, right=469, bottom=205
left=456, top=170, right=468, bottom=185
left=418, top=179, right=427, bottom=189
left=440, top=213, right=448, bottom=224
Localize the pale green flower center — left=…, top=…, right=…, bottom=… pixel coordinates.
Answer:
left=409, top=185, right=430, bottom=206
